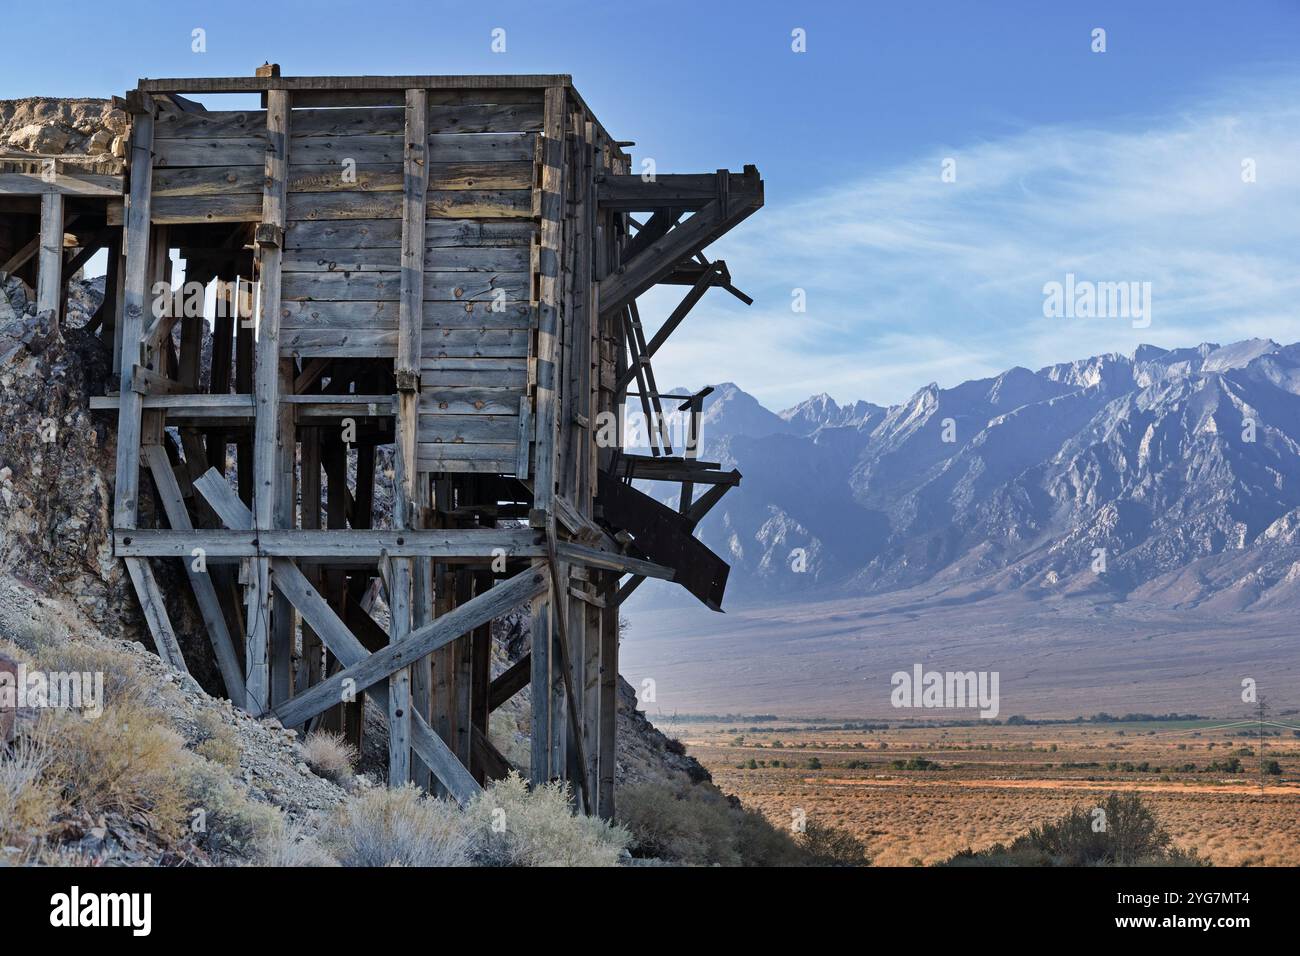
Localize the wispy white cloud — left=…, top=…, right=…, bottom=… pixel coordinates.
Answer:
left=638, top=69, right=1300, bottom=409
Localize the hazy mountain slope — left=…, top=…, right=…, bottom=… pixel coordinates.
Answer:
left=647, top=340, right=1300, bottom=610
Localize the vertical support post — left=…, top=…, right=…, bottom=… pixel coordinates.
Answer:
left=529, top=86, right=568, bottom=785
left=396, top=87, right=428, bottom=386
left=247, top=88, right=291, bottom=714
left=410, top=473, right=433, bottom=790
left=387, top=553, right=413, bottom=785
left=597, top=570, right=619, bottom=819
left=36, top=192, right=64, bottom=322
left=389, top=87, right=429, bottom=785
left=529, top=586, right=551, bottom=785
left=530, top=86, right=567, bottom=524
left=112, top=98, right=155, bottom=532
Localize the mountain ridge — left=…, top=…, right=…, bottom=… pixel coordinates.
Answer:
left=646, top=339, right=1300, bottom=612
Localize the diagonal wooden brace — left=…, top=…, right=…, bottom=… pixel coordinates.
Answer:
left=192, top=466, right=487, bottom=804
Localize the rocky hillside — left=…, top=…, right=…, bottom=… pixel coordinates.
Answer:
left=645, top=340, right=1300, bottom=610
left=0, top=98, right=127, bottom=168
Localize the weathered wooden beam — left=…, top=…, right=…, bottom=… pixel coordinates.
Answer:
left=488, top=652, right=531, bottom=711
left=270, top=566, right=547, bottom=730
left=529, top=86, right=567, bottom=524
left=553, top=540, right=675, bottom=581
left=136, top=74, right=572, bottom=94
left=0, top=171, right=122, bottom=197
left=115, top=526, right=547, bottom=559
left=111, top=106, right=155, bottom=532
left=596, top=571, right=618, bottom=819
left=123, top=557, right=187, bottom=673
left=142, top=446, right=248, bottom=710
left=542, top=541, right=591, bottom=811
left=395, top=88, right=428, bottom=385
left=246, top=88, right=292, bottom=713
left=36, top=192, right=64, bottom=321
left=598, top=169, right=762, bottom=318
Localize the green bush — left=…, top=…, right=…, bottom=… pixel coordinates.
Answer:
left=941, top=793, right=1205, bottom=866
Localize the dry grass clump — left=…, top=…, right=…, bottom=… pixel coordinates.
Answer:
left=463, top=773, right=630, bottom=867
left=182, top=759, right=283, bottom=859
left=258, top=821, right=338, bottom=867
left=300, top=730, right=358, bottom=788
left=32, top=637, right=163, bottom=710
left=321, top=784, right=470, bottom=866
left=191, top=710, right=241, bottom=770
left=0, top=734, right=61, bottom=854
left=43, top=701, right=191, bottom=841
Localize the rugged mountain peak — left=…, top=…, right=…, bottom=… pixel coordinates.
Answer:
left=641, top=340, right=1300, bottom=612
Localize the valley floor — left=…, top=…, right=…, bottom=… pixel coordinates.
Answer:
left=677, top=720, right=1300, bottom=866
left=621, top=588, right=1300, bottom=718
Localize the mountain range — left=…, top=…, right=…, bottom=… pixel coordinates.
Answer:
left=638, top=339, right=1300, bottom=612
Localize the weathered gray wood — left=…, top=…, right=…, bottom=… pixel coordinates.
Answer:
left=123, top=556, right=188, bottom=673
left=397, top=88, right=429, bottom=382
left=387, top=555, right=413, bottom=785
left=141, top=445, right=248, bottom=709
left=280, top=271, right=527, bottom=303
left=136, top=74, right=570, bottom=94
left=271, top=566, right=546, bottom=729
left=0, top=171, right=121, bottom=196
left=284, top=218, right=535, bottom=250
left=112, top=107, right=155, bottom=531
left=554, top=540, right=676, bottom=580
left=246, top=89, right=292, bottom=714
left=191, top=460, right=483, bottom=802
left=285, top=189, right=532, bottom=222
left=597, top=571, right=618, bottom=819
left=530, top=86, right=567, bottom=524
left=417, top=415, right=519, bottom=443
left=488, top=652, right=532, bottom=711
left=36, top=192, right=64, bottom=320
left=282, top=245, right=530, bottom=273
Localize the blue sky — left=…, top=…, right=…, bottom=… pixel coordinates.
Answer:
left=5, top=0, right=1298, bottom=407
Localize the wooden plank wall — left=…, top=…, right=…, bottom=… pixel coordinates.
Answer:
left=107, top=77, right=636, bottom=816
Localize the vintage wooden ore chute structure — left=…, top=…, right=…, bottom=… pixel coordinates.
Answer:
left=0, top=68, right=762, bottom=816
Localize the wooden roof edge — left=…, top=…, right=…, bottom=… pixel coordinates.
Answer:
left=133, top=74, right=575, bottom=94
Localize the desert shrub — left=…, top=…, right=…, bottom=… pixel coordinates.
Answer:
left=257, top=822, right=338, bottom=867
left=300, top=731, right=357, bottom=787
left=322, top=784, right=469, bottom=866
left=0, top=733, right=61, bottom=853
left=807, top=757, right=822, bottom=769
left=488, top=710, right=531, bottom=771
left=1263, top=759, right=1282, bottom=776
left=940, top=793, right=1205, bottom=866
left=44, top=701, right=190, bottom=841
left=734, top=808, right=807, bottom=866
left=619, top=780, right=743, bottom=866
left=463, top=773, right=630, bottom=867
left=182, top=759, right=282, bottom=859
left=33, top=640, right=161, bottom=710
left=799, top=820, right=871, bottom=866
left=664, top=737, right=687, bottom=756
left=191, top=710, right=241, bottom=770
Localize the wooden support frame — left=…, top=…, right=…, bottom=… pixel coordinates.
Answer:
left=247, top=88, right=292, bottom=713
left=193, top=467, right=485, bottom=803
left=78, top=71, right=761, bottom=815
left=142, top=445, right=248, bottom=709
